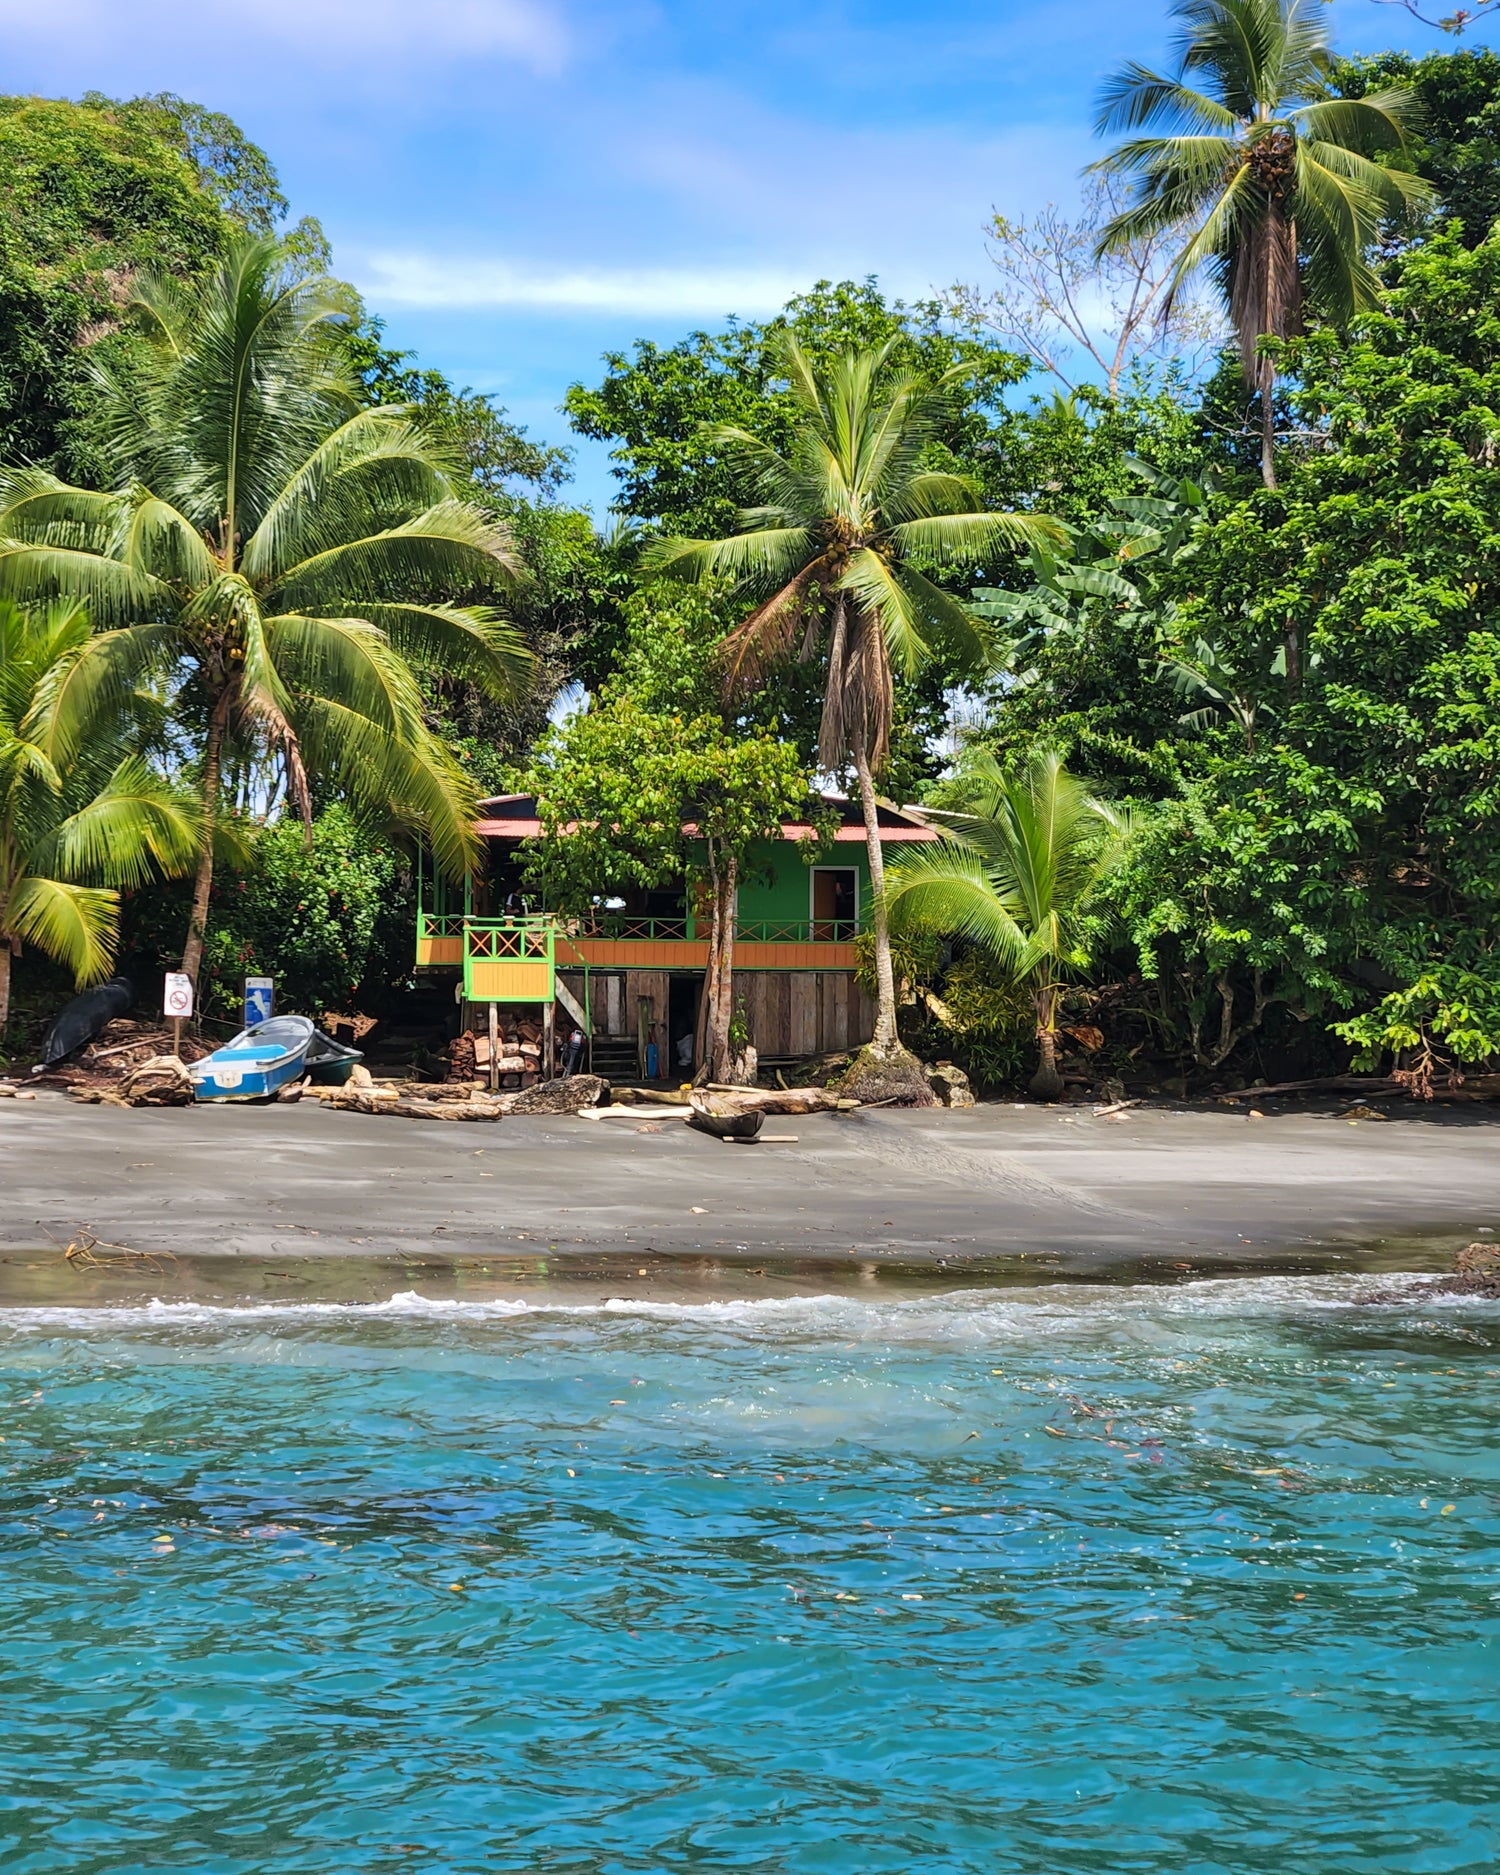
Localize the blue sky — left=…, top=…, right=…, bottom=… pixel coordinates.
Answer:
left=0, top=0, right=1460, bottom=510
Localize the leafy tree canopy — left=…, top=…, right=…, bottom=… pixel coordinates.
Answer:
left=79, top=91, right=290, bottom=234
left=1334, top=47, right=1500, bottom=248
left=522, top=696, right=809, bottom=915
left=984, top=226, right=1500, bottom=1079
left=0, top=95, right=229, bottom=477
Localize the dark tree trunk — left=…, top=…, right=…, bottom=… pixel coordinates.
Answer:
left=705, top=850, right=739, bottom=1083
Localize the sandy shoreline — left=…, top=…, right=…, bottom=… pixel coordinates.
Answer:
left=1, top=1093, right=1496, bottom=1300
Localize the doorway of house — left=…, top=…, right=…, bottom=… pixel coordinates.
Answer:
left=812, top=866, right=859, bottom=940
left=668, top=973, right=705, bottom=1079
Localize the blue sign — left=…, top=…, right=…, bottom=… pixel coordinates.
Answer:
left=244, top=976, right=274, bottom=1026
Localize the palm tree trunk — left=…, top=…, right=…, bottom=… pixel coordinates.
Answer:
left=706, top=853, right=738, bottom=1082
left=0, top=937, right=11, bottom=1034
left=181, top=682, right=232, bottom=985
left=851, top=725, right=898, bottom=1050
left=1030, top=983, right=1064, bottom=1101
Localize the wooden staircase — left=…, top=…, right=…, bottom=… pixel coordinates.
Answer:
left=587, top=1034, right=640, bottom=1082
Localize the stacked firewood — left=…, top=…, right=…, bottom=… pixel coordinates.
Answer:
left=450, top=1014, right=545, bottom=1087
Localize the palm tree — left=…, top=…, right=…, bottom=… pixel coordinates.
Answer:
left=645, top=335, right=1062, bottom=1076
left=1092, top=0, right=1431, bottom=490
left=0, top=599, right=200, bottom=1030
left=0, top=234, right=532, bottom=984
left=883, top=751, right=1129, bottom=1099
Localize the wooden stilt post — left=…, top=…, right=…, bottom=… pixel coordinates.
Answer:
left=543, top=1001, right=555, bottom=1080
left=487, top=1002, right=499, bottom=1094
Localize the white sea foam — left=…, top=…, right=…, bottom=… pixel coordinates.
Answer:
left=0, top=1271, right=1484, bottom=1341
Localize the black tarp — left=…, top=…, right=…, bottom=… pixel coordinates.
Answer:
left=38, top=978, right=136, bottom=1068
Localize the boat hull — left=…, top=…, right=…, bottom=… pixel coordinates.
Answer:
left=304, top=1033, right=364, bottom=1086
left=190, top=1017, right=315, bottom=1102
left=687, top=1097, right=764, bottom=1141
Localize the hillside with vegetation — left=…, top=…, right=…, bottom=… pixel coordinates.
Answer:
left=6, top=19, right=1500, bottom=1099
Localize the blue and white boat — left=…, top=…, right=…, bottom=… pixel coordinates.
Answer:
left=189, top=1015, right=316, bottom=1102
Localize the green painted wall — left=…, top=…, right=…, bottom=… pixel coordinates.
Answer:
left=732, top=839, right=865, bottom=928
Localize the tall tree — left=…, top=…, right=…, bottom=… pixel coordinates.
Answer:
left=0, top=95, right=227, bottom=479
left=884, top=752, right=1130, bottom=1099
left=645, top=335, right=1062, bottom=1088
left=0, top=599, right=200, bottom=1030
left=526, top=695, right=808, bottom=1083
left=564, top=279, right=1029, bottom=540
left=0, top=235, right=532, bottom=985
left=1092, top=0, right=1430, bottom=488
left=949, top=177, right=1224, bottom=399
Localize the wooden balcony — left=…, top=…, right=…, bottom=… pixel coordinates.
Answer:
left=416, top=913, right=860, bottom=982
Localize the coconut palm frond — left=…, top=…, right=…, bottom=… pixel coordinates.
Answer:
left=1095, top=62, right=1238, bottom=135
left=887, top=510, right=1068, bottom=565
left=240, top=405, right=458, bottom=582
left=267, top=500, right=518, bottom=612
left=884, top=844, right=1033, bottom=970
left=264, top=613, right=427, bottom=742
left=643, top=526, right=816, bottom=590
left=4, top=875, right=118, bottom=986
left=27, top=758, right=203, bottom=889
left=293, top=695, right=482, bottom=881
left=360, top=602, right=535, bottom=702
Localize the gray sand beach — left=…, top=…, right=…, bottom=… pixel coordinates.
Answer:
left=1, top=1095, right=1497, bottom=1291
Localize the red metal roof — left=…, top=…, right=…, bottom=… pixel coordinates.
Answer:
left=473, top=792, right=938, bottom=844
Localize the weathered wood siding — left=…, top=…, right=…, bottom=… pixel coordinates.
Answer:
left=559, top=967, right=873, bottom=1057
left=736, top=970, right=874, bottom=1057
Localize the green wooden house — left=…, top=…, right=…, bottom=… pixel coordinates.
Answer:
left=416, top=793, right=937, bottom=1076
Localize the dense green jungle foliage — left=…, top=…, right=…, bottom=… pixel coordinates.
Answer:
left=6, top=34, right=1500, bottom=1096
left=119, top=807, right=415, bottom=1024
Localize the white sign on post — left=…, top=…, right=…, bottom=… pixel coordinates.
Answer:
left=163, top=973, right=194, bottom=1020
left=244, top=976, right=273, bottom=1026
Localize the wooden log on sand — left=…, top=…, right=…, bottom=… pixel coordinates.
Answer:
left=323, top=1088, right=506, bottom=1121
left=694, top=1085, right=843, bottom=1115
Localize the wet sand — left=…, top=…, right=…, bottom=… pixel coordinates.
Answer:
left=1, top=1093, right=1496, bottom=1292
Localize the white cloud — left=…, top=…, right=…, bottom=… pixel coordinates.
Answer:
left=352, top=252, right=831, bottom=316
left=0, top=0, right=567, bottom=74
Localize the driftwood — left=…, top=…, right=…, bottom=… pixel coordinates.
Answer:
left=119, top=1055, right=194, bottom=1107
left=1216, top=1076, right=1403, bottom=1101
left=501, top=1074, right=608, bottom=1116
left=88, top=1033, right=173, bottom=1063
left=327, top=1089, right=507, bottom=1122
left=321, top=1074, right=607, bottom=1122
left=698, top=1085, right=842, bottom=1115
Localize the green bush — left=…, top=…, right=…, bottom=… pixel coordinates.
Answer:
left=121, top=807, right=414, bottom=1022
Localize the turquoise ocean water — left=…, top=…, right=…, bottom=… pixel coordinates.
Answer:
left=1, top=1274, right=1497, bottom=1873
